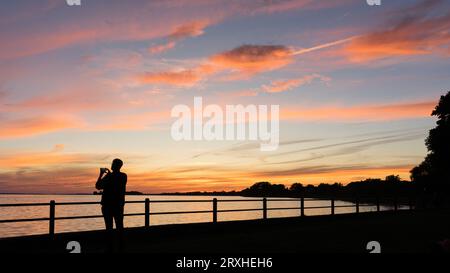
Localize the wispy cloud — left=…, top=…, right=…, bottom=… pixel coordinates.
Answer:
left=292, top=37, right=356, bottom=56
left=251, top=0, right=354, bottom=15
left=191, top=138, right=323, bottom=159
left=269, top=131, right=426, bottom=164
left=138, top=70, right=202, bottom=87
left=0, top=148, right=104, bottom=169
left=342, top=0, right=450, bottom=62
left=281, top=100, right=436, bottom=122
left=262, top=74, right=330, bottom=93
left=149, top=41, right=177, bottom=54
left=249, top=163, right=414, bottom=179
left=149, top=20, right=210, bottom=54
left=0, top=116, right=82, bottom=139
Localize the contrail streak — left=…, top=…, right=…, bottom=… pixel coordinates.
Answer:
left=291, top=36, right=357, bottom=56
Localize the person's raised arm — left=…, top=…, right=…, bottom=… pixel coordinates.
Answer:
left=95, top=168, right=110, bottom=190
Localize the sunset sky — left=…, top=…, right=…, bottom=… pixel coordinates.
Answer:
left=1, top=0, right=450, bottom=193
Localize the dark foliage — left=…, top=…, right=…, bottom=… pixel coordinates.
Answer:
left=240, top=175, right=412, bottom=200
left=411, top=91, right=450, bottom=205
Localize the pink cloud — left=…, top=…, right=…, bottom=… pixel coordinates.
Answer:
left=137, top=70, right=201, bottom=87
left=168, top=20, right=209, bottom=40
left=210, top=44, right=293, bottom=75
left=149, top=20, right=210, bottom=54
left=149, top=41, right=177, bottom=54
left=342, top=1, right=450, bottom=62
left=0, top=116, right=82, bottom=139
left=262, top=74, right=330, bottom=93
left=282, top=100, right=436, bottom=122
left=139, top=44, right=294, bottom=86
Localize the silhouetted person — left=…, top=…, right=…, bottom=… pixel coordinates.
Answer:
left=95, top=158, right=127, bottom=252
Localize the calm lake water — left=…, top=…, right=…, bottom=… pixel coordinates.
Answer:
left=0, top=194, right=398, bottom=238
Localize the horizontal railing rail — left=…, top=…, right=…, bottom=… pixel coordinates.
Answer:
left=0, top=196, right=415, bottom=236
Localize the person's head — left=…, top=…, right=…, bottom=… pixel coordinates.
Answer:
left=111, top=158, right=123, bottom=172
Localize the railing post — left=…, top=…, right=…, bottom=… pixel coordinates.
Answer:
left=145, top=198, right=150, bottom=227
left=212, top=198, right=218, bottom=223
left=355, top=197, right=359, bottom=214
left=331, top=198, right=335, bottom=215
left=49, top=200, right=55, bottom=236
left=394, top=196, right=398, bottom=211
left=262, top=198, right=267, bottom=220
left=376, top=196, right=380, bottom=212
left=300, top=197, right=305, bottom=217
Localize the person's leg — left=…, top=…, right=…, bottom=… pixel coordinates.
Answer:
left=102, top=206, right=114, bottom=252
left=113, top=205, right=125, bottom=252
left=102, top=206, right=114, bottom=230
left=114, top=205, right=124, bottom=229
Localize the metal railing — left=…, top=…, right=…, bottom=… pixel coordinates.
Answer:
left=0, top=197, right=414, bottom=236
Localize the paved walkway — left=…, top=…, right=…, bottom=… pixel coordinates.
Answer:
left=1, top=210, right=449, bottom=253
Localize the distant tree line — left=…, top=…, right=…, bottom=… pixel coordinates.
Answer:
left=240, top=175, right=412, bottom=200
left=162, top=175, right=414, bottom=204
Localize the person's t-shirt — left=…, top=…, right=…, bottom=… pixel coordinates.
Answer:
left=99, top=172, right=127, bottom=207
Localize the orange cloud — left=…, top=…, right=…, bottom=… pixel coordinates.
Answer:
left=149, top=41, right=177, bottom=54
left=139, top=44, right=293, bottom=86
left=262, top=74, right=330, bottom=93
left=281, top=100, right=435, bottom=121
left=209, top=44, right=293, bottom=75
left=342, top=1, right=450, bottom=62
left=137, top=70, right=201, bottom=87
left=16, top=90, right=115, bottom=112
left=9, top=82, right=157, bottom=117
left=0, top=116, right=81, bottom=139
left=0, top=152, right=91, bottom=169
left=168, top=20, right=209, bottom=40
